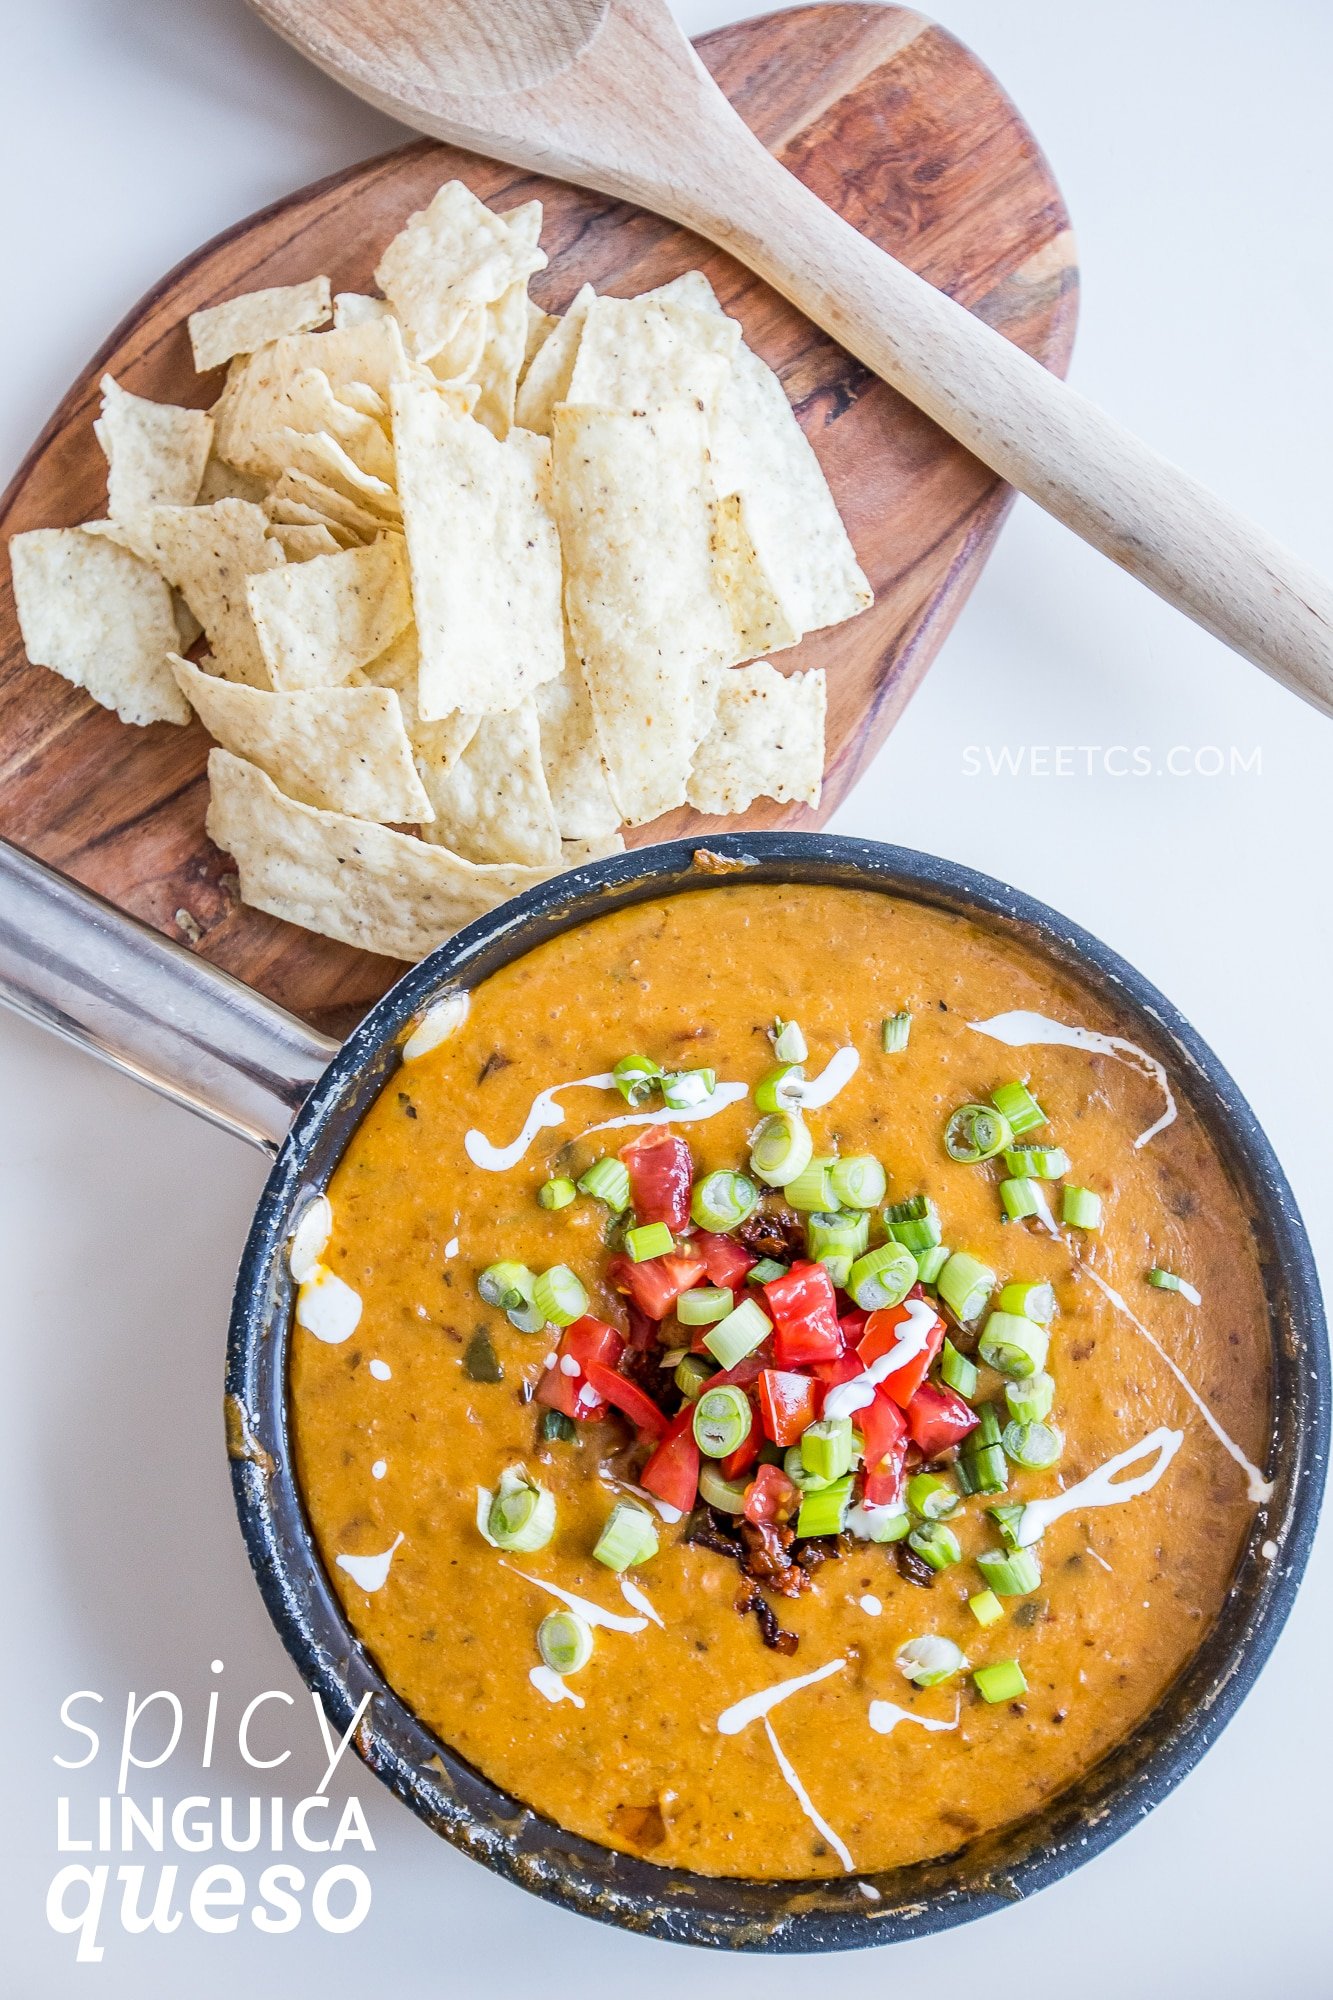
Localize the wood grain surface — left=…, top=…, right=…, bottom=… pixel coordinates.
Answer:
left=0, top=4, right=1076, bottom=1034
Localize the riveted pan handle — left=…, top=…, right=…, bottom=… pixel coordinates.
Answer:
left=0, top=838, right=338, bottom=1153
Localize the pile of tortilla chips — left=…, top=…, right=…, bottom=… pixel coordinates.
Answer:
left=9, top=181, right=872, bottom=964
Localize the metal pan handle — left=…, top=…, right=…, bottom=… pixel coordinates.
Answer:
left=0, top=838, right=337, bottom=1153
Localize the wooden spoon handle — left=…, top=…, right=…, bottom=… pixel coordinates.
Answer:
left=686, top=121, right=1333, bottom=715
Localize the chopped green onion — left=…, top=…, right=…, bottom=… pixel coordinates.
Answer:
left=674, top=1353, right=714, bottom=1400
left=593, top=1500, right=659, bottom=1571
left=988, top=1502, right=1027, bottom=1549
left=577, top=1156, right=631, bottom=1211
left=907, top=1472, right=960, bottom=1521
left=968, top=1588, right=1004, bottom=1628
left=801, top=1415, right=854, bottom=1483
left=1061, top=1185, right=1102, bottom=1230
left=1005, top=1372, right=1055, bottom=1424
left=944, top=1103, right=1013, bottom=1164
left=750, top=1110, right=813, bottom=1189
left=755, top=1062, right=804, bottom=1114
left=847, top=1242, right=918, bottom=1311
left=999, top=1176, right=1040, bottom=1221
left=507, top=1297, right=547, bottom=1335
left=973, top=1660, right=1027, bottom=1704
left=829, top=1155, right=888, bottom=1210
left=897, top=1635, right=967, bottom=1687
left=1002, top=1146, right=1070, bottom=1180
left=937, top=1250, right=996, bottom=1325
left=693, top=1385, right=754, bottom=1459
left=702, top=1296, right=772, bottom=1369
left=773, top=1018, right=808, bottom=1064
left=846, top=1499, right=910, bottom=1542
left=884, top=1207, right=942, bottom=1254
left=939, top=1338, right=978, bottom=1399
left=538, top=1176, right=577, bottom=1211
left=465, top=1330, right=504, bottom=1381
left=1002, top=1420, right=1064, bottom=1471
left=806, top=1209, right=869, bottom=1287
left=690, top=1169, right=758, bottom=1231
left=1148, top=1267, right=1197, bottom=1297
left=747, top=1257, right=788, bottom=1285
left=626, top=1222, right=674, bottom=1262
left=796, top=1472, right=854, bottom=1538
left=783, top=1443, right=831, bottom=1492
left=698, top=1464, right=750, bottom=1513
left=478, top=1260, right=537, bottom=1312
left=539, top=1409, right=577, bottom=1443
left=537, top=1610, right=593, bottom=1674
left=916, top=1244, right=950, bottom=1287
left=661, top=1068, right=716, bottom=1110
left=991, top=1079, right=1046, bottom=1137
left=881, top=1012, right=911, bottom=1053
left=977, top=1546, right=1042, bottom=1596
left=785, top=1154, right=838, bottom=1212
left=532, top=1265, right=588, bottom=1327
left=908, top=1521, right=962, bottom=1571
left=677, top=1285, right=734, bottom=1326
left=998, top=1280, right=1056, bottom=1325
left=978, top=1310, right=1049, bottom=1379
left=612, top=1054, right=662, bottom=1106
left=488, top=1474, right=556, bottom=1552
left=956, top=1404, right=1008, bottom=1495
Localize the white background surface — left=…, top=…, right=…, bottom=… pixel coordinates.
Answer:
left=3, top=1, right=1330, bottom=1992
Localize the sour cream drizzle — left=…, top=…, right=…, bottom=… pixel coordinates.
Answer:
left=336, top=1533, right=403, bottom=1593
left=822, top=1300, right=940, bottom=1422
left=464, top=1071, right=615, bottom=1171
left=581, top=1081, right=749, bottom=1137
left=1081, top=1267, right=1273, bottom=1502
left=619, top=1578, right=664, bottom=1628
left=967, top=1010, right=1177, bottom=1148
left=505, top=1564, right=648, bottom=1634
left=717, top=1656, right=846, bottom=1736
left=529, top=1665, right=584, bottom=1708
left=868, top=1696, right=960, bottom=1739
left=787, top=1045, right=860, bottom=1111
left=764, top=1719, right=854, bottom=1873
left=1015, top=1427, right=1184, bottom=1546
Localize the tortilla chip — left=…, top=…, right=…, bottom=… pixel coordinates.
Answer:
left=710, top=490, right=800, bottom=660
left=391, top=384, right=564, bottom=718
left=212, top=318, right=415, bottom=477
left=649, top=272, right=872, bottom=637
left=273, top=429, right=401, bottom=520
left=94, top=376, right=213, bottom=541
left=533, top=646, right=621, bottom=838
left=171, top=653, right=432, bottom=821
left=552, top=402, right=733, bottom=824
left=196, top=455, right=268, bottom=506
left=564, top=833, right=625, bottom=865
left=469, top=280, right=529, bottom=439
left=268, top=522, right=343, bottom=561
left=140, top=499, right=284, bottom=688
left=417, top=701, right=561, bottom=865
left=686, top=663, right=826, bottom=815
left=354, top=629, right=480, bottom=801
left=565, top=295, right=739, bottom=413
left=375, top=181, right=547, bottom=364
left=188, top=278, right=332, bottom=373
left=337, top=380, right=389, bottom=424
left=247, top=536, right=412, bottom=691
left=206, top=749, right=569, bottom=961
left=513, top=284, right=594, bottom=436
left=9, top=527, right=188, bottom=726
left=523, top=299, right=558, bottom=376
left=266, top=470, right=383, bottom=544
left=333, top=293, right=392, bottom=330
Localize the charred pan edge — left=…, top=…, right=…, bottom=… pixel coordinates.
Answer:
left=225, top=833, right=1328, bottom=1951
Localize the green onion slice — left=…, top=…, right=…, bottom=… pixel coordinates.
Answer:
left=988, top=1502, right=1027, bottom=1549
left=690, top=1169, right=758, bottom=1231
left=968, top=1588, right=1004, bottom=1628
left=693, top=1385, right=754, bottom=1459
left=773, top=1018, right=808, bottom=1064
left=593, top=1500, right=659, bottom=1571
left=907, top=1521, right=962, bottom=1572
left=907, top=1472, right=960, bottom=1521
left=1061, top=1185, right=1102, bottom=1230
left=676, top=1285, right=734, bottom=1326
left=749, top=1110, right=813, bottom=1189
left=1001, top=1146, right=1070, bottom=1181
left=974, top=1659, right=1027, bottom=1704
left=537, top=1176, right=577, bottom=1211
left=939, top=1337, right=978, bottom=1399
left=537, top=1610, right=593, bottom=1675
left=944, top=1103, right=1013, bottom=1163
left=896, top=1635, right=967, bottom=1687
left=662, top=1068, right=716, bottom=1110
left=937, top=1250, right=996, bottom=1325
left=532, top=1264, right=588, bottom=1327
left=796, top=1472, right=854, bottom=1538
left=806, top=1209, right=869, bottom=1288
left=997, top=1280, right=1056, bottom=1325
left=702, top=1297, right=772, bottom=1370
left=478, top=1260, right=537, bottom=1312
left=847, top=1242, right=918, bottom=1312
left=674, top=1353, right=714, bottom=1401
left=1002, top=1420, right=1064, bottom=1471
left=488, top=1473, right=556, bottom=1552
left=755, top=1062, right=804, bottom=1114
left=747, top=1257, right=788, bottom=1285
left=846, top=1500, right=910, bottom=1542
left=1005, top=1372, right=1055, bottom=1424
left=829, top=1155, right=888, bottom=1210
left=626, top=1222, right=675, bottom=1262
left=883, top=1193, right=942, bottom=1252
left=801, top=1415, right=854, bottom=1483
left=881, top=1012, right=911, bottom=1053
left=698, top=1464, right=750, bottom=1514
left=612, top=1054, right=662, bottom=1106
left=577, top=1155, right=631, bottom=1211
left=916, top=1244, right=950, bottom=1287
left=976, top=1546, right=1042, bottom=1597
left=785, top=1154, right=837, bottom=1212
left=991, top=1079, right=1046, bottom=1137
left=978, top=1310, right=1049, bottom=1379
left=999, top=1176, right=1039, bottom=1221
left=1148, top=1267, right=1201, bottom=1302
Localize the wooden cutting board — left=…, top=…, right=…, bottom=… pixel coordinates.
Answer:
left=0, top=4, right=1075, bottom=1035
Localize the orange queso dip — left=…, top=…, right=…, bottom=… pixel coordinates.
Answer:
left=288, top=884, right=1272, bottom=1881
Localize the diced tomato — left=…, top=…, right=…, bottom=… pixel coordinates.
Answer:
left=858, top=1302, right=945, bottom=1409
left=811, top=1350, right=863, bottom=1409
left=620, top=1129, right=693, bottom=1232
left=694, top=1231, right=756, bottom=1288
left=859, top=1388, right=906, bottom=1477
left=863, top=1435, right=909, bottom=1507
left=606, top=1250, right=706, bottom=1320
left=906, top=1382, right=980, bottom=1458
left=535, top=1316, right=625, bottom=1420
left=838, top=1307, right=869, bottom=1348
left=764, top=1261, right=845, bottom=1368
left=581, top=1359, right=670, bottom=1440
left=708, top=1350, right=771, bottom=1391
left=625, top=1301, right=659, bottom=1352
left=641, top=1407, right=700, bottom=1513
left=743, top=1461, right=799, bottom=1525
left=757, top=1368, right=819, bottom=1446
left=720, top=1415, right=761, bottom=1480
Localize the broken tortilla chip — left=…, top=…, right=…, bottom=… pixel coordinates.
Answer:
left=514, top=284, right=594, bottom=436
left=333, top=293, right=392, bottom=330
left=247, top=536, right=412, bottom=692
left=211, top=318, right=415, bottom=478
left=533, top=648, right=621, bottom=838
left=686, top=662, right=826, bottom=816
left=188, top=277, right=332, bottom=374
left=170, top=653, right=432, bottom=821
left=417, top=702, right=561, bottom=865
left=469, top=280, right=529, bottom=440
left=354, top=627, right=480, bottom=786
left=267, top=522, right=343, bottom=561
left=710, top=490, right=800, bottom=661
left=565, top=294, right=739, bottom=413
left=375, top=182, right=546, bottom=363
left=94, top=376, right=213, bottom=542
left=9, top=526, right=189, bottom=726
left=139, top=499, right=284, bottom=689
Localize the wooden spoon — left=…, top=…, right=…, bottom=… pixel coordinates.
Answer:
left=246, top=0, right=1333, bottom=716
